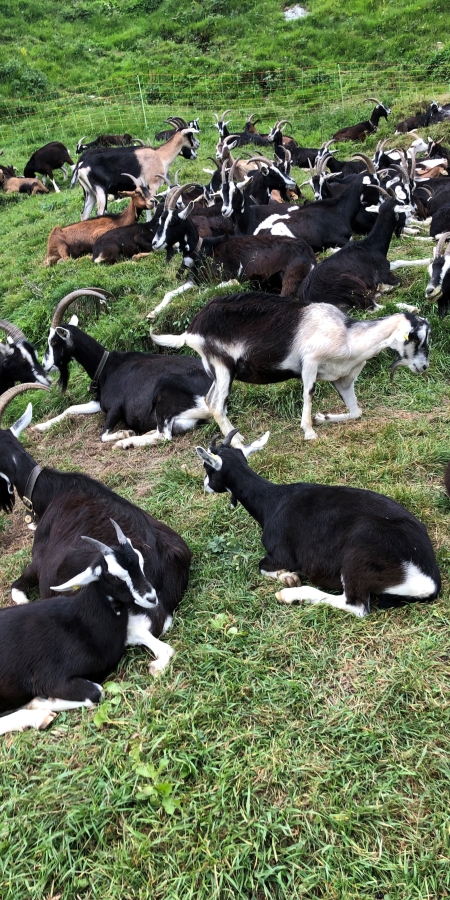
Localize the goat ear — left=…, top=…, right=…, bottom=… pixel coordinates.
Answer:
left=243, top=431, right=270, bottom=458
left=55, top=327, right=70, bottom=340
left=179, top=200, right=195, bottom=220
left=68, top=314, right=79, bottom=326
left=10, top=403, right=33, bottom=437
left=50, top=564, right=101, bottom=591
left=195, top=447, right=223, bottom=471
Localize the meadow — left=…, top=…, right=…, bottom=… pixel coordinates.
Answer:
left=1, top=2, right=450, bottom=896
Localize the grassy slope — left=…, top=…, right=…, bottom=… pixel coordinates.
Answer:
left=1, top=5, right=450, bottom=900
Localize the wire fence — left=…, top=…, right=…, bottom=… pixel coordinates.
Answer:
left=1, top=64, right=449, bottom=152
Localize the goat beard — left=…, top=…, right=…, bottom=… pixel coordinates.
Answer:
left=57, top=363, right=70, bottom=393
left=390, top=357, right=403, bottom=381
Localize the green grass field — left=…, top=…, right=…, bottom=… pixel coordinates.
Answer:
left=1, top=7, right=450, bottom=895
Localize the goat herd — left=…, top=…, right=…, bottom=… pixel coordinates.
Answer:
left=1, top=97, right=450, bottom=735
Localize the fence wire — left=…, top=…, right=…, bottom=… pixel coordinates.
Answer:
left=1, top=65, right=449, bottom=152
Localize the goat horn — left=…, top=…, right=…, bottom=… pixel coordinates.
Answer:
left=246, top=155, right=273, bottom=166
left=0, top=319, right=26, bottom=344
left=221, top=110, right=232, bottom=120
left=81, top=535, right=112, bottom=555
left=121, top=172, right=143, bottom=187
left=221, top=160, right=231, bottom=180
left=165, top=183, right=199, bottom=211
left=221, top=428, right=240, bottom=447
left=166, top=117, right=188, bottom=129
left=110, top=518, right=128, bottom=545
left=274, top=119, right=291, bottom=131
left=365, top=97, right=382, bottom=105
left=319, top=139, right=336, bottom=152
left=246, top=113, right=258, bottom=123
left=0, top=382, right=51, bottom=424
left=374, top=186, right=392, bottom=199
left=155, top=173, right=172, bottom=188
left=222, top=134, right=240, bottom=146
left=229, top=158, right=245, bottom=181
left=207, top=156, right=221, bottom=170
left=132, top=138, right=147, bottom=147
left=435, top=232, right=450, bottom=258
left=51, top=289, right=111, bottom=329
left=213, top=113, right=219, bottom=123
left=352, top=153, right=376, bottom=174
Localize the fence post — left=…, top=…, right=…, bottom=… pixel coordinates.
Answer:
left=137, top=75, right=148, bottom=130
left=338, top=65, right=344, bottom=106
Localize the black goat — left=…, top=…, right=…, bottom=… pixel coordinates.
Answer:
left=395, top=101, right=443, bottom=133
left=151, top=293, right=430, bottom=442
left=425, top=232, right=450, bottom=316
left=35, top=289, right=212, bottom=448
left=221, top=167, right=380, bottom=251
left=76, top=133, right=138, bottom=154
left=196, top=432, right=440, bottom=617
left=24, top=141, right=74, bottom=193
left=0, top=519, right=158, bottom=735
left=155, top=116, right=200, bottom=143
left=148, top=184, right=316, bottom=317
left=0, top=384, right=191, bottom=672
left=0, top=319, right=50, bottom=393
left=332, top=99, right=391, bottom=142
left=430, top=204, right=450, bottom=239
left=297, top=199, right=429, bottom=311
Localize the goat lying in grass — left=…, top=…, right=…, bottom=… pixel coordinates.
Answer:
left=196, top=431, right=440, bottom=617
left=151, top=292, right=430, bottom=442
left=0, top=519, right=157, bottom=735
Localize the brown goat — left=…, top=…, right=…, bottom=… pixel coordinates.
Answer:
left=332, top=99, right=391, bottom=143
left=45, top=178, right=154, bottom=265
left=0, top=165, right=49, bottom=196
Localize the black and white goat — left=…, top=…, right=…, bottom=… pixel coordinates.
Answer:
left=24, top=141, right=74, bottom=193
left=35, top=289, right=212, bottom=448
left=0, top=519, right=158, bottom=735
left=196, top=431, right=440, bottom=617
left=148, top=183, right=316, bottom=317
left=425, top=232, right=450, bottom=316
left=221, top=166, right=380, bottom=251
left=297, top=199, right=431, bottom=311
left=151, top=292, right=430, bottom=442
left=0, top=384, right=191, bottom=673
left=0, top=319, right=50, bottom=393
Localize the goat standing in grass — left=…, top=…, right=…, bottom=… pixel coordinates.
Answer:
left=196, top=431, right=440, bottom=617
left=151, top=292, right=430, bottom=442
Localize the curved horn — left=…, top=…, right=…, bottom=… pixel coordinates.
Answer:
left=165, top=183, right=199, bottom=211
left=246, top=113, right=259, bottom=123
left=51, top=289, right=111, bottom=329
left=81, top=535, right=112, bottom=555
left=0, top=319, right=26, bottom=344
left=0, top=382, right=51, bottom=424
left=154, top=173, right=172, bottom=188
left=365, top=97, right=382, bottom=105
left=207, top=156, right=221, bottom=170
left=121, top=172, right=143, bottom=187
left=166, top=116, right=188, bottom=129
left=374, top=185, right=394, bottom=199
left=221, top=109, right=232, bottom=121
left=352, top=153, right=376, bottom=174
left=110, top=518, right=128, bottom=545
left=213, top=113, right=219, bottom=123
left=273, top=119, right=292, bottom=131
left=229, top=158, right=244, bottom=181
left=246, top=155, right=273, bottom=166
left=435, top=232, right=450, bottom=258
left=221, top=428, right=240, bottom=447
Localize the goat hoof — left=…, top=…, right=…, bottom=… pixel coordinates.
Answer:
left=38, top=711, right=58, bottom=730
left=278, top=571, right=301, bottom=588
left=146, top=310, right=158, bottom=321
left=303, top=428, right=318, bottom=440
left=276, top=589, right=298, bottom=605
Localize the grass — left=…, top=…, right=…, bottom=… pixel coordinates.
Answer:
left=1, top=58, right=450, bottom=900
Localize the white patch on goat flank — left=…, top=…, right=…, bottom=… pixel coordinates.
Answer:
left=11, top=588, right=29, bottom=604
left=384, top=562, right=437, bottom=598
left=254, top=214, right=294, bottom=238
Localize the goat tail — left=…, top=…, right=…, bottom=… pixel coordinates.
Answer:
left=150, top=329, right=188, bottom=350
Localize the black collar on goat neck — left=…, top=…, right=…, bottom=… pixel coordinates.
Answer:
left=22, top=464, right=43, bottom=524
left=89, top=349, right=109, bottom=396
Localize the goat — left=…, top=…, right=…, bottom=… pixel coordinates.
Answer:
left=0, top=319, right=50, bottom=393
left=332, top=98, right=391, bottom=142
left=425, top=232, right=450, bottom=316
left=0, top=164, right=49, bottom=196
left=297, top=199, right=431, bottom=311
left=395, top=101, right=443, bottom=133
left=151, top=292, right=430, bottom=442
left=44, top=177, right=154, bottom=265
left=430, top=204, right=450, bottom=239
left=196, top=431, right=440, bottom=617
left=155, top=116, right=200, bottom=143
left=0, top=518, right=158, bottom=735
left=35, top=289, right=213, bottom=448
left=23, top=141, right=74, bottom=193
left=0, top=383, right=191, bottom=672
left=76, top=133, right=138, bottom=154
left=221, top=164, right=380, bottom=251
left=148, top=183, right=316, bottom=317
left=72, top=126, right=199, bottom=219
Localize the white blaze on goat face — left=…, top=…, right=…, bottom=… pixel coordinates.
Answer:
left=104, top=552, right=158, bottom=607
left=152, top=210, right=173, bottom=250
left=43, top=328, right=56, bottom=371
